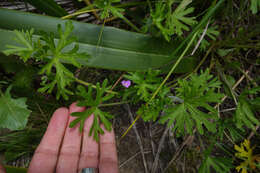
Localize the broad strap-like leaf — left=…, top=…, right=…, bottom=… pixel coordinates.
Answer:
left=0, top=8, right=196, bottom=72
left=0, top=86, right=31, bottom=130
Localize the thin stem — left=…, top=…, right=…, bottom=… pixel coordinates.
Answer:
left=61, top=1, right=147, bottom=20
left=121, top=31, right=199, bottom=139
left=74, top=77, right=117, bottom=95
left=149, top=31, right=199, bottom=102
left=83, top=0, right=100, bottom=20
left=120, top=15, right=142, bottom=33
left=99, top=101, right=129, bottom=107
left=61, top=8, right=100, bottom=19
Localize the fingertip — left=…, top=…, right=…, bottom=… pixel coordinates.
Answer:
left=54, top=107, right=69, bottom=115
left=69, top=102, right=85, bottom=113
left=100, top=125, right=116, bottom=144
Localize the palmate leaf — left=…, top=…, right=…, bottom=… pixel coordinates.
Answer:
left=235, top=99, right=259, bottom=129
left=234, top=87, right=260, bottom=130
left=199, top=156, right=233, bottom=173
left=4, top=20, right=90, bottom=100
left=0, top=86, right=31, bottom=130
left=94, top=0, right=124, bottom=19
left=160, top=69, right=223, bottom=135
left=124, top=70, right=162, bottom=102
left=168, top=0, right=197, bottom=36
left=70, top=79, right=114, bottom=141
left=37, top=21, right=89, bottom=100
left=149, top=0, right=197, bottom=41
left=234, top=139, right=260, bottom=173
left=3, top=29, right=34, bottom=62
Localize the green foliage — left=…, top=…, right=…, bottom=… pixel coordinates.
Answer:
left=0, top=86, right=31, bottom=130
left=3, top=21, right=90, bottom=100
left=4, top=166, right=27, bottom=173
left=70, top=79, right=114, bottom=141
left=250, top=0, right=260, bottom=14
left=124, top=70, right=162, bottom=102
left=146, top=0, right=197, bottom=41
left=3, top=29, right=35, bottom=62
left=234, top=87, right=260, bottom=130
left=199, top=156, right=233, bottom=173
left=0, top=128, right=44, bottom=162
left=93, top=0, right=124, bottom=19
left=123, top=70, right=170, bottom=121
left=218, top=119, right=244, bottom=142
left=195, top=25, right=219, bottom=50
left=160, top=69, right=223, bottom=135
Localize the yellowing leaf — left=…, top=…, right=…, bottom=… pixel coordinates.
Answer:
left=234, top=139, right=260, bottom=173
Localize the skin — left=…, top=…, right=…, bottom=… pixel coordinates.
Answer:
left=0, top=103, right=119, bottom=173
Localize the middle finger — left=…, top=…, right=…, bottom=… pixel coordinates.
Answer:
left=56, top=103, right=85, bottom=173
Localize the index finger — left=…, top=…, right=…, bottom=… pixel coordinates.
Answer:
left=28, top=107, right=69, bottom=173
left=0, top=164, right=6, bottom=173
left=99, top=126, right=119, bottom=173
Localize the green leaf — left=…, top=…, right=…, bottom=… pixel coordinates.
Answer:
left=0, top=86, right=31, bottom=130
left=0, top=8, right=194, bottom=72
left=3, top=29, right=34, bottom=62
left=4, top=165, right=27, bottom=173
left=160, top=69, right=223, bottom=135
left=250, top=0, right=260, bottom=14
left=168, top=0, right=197, bottom=36
left=234, top=87, right=260, bottom=129
left=199, top=156, right=233, bottom=173
left=70, top=79, right=114, bottom=141
left=24, top=0, right=68, bottom=17
left=37, top=21, right=89, bottom=100
left=4, top=20, right=90, bottom=100
left=235, top=98, right=259, bottom=129
left=124, top=69, right=162, bottom=102
left=94, top=0, right=124, bottom=19
left=149, top=0, right=197, bottom=41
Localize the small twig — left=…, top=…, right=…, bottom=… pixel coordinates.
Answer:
left=219, top=107, right=236, bottom=113
left=163, top=133, right=195, bottom=173
left=119, top=151, right=151, bottom=168
left=125, top=104, right=149, bottom=173
left=224, top=130, right=235, bottom=145
left=149, top=123, right=156, bottom=157
left=215, top=70, right=249, bottom=109
left=191, top=20, right=210, bottom=55
left=193, top=44, right=214, bottom=73
left=149, top=123, right=163, bottom=172
left=151, top=125, right=170, bottom=173
left=110, top=73, right=125, bottom=91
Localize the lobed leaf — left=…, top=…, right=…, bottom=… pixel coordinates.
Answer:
left=0, top=86, right=31, bottom=130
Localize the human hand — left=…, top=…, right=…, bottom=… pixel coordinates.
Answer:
left=0, top=103, right=119, bottom=173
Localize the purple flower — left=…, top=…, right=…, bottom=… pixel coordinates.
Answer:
left=121, top=80, right=131, bottom=88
